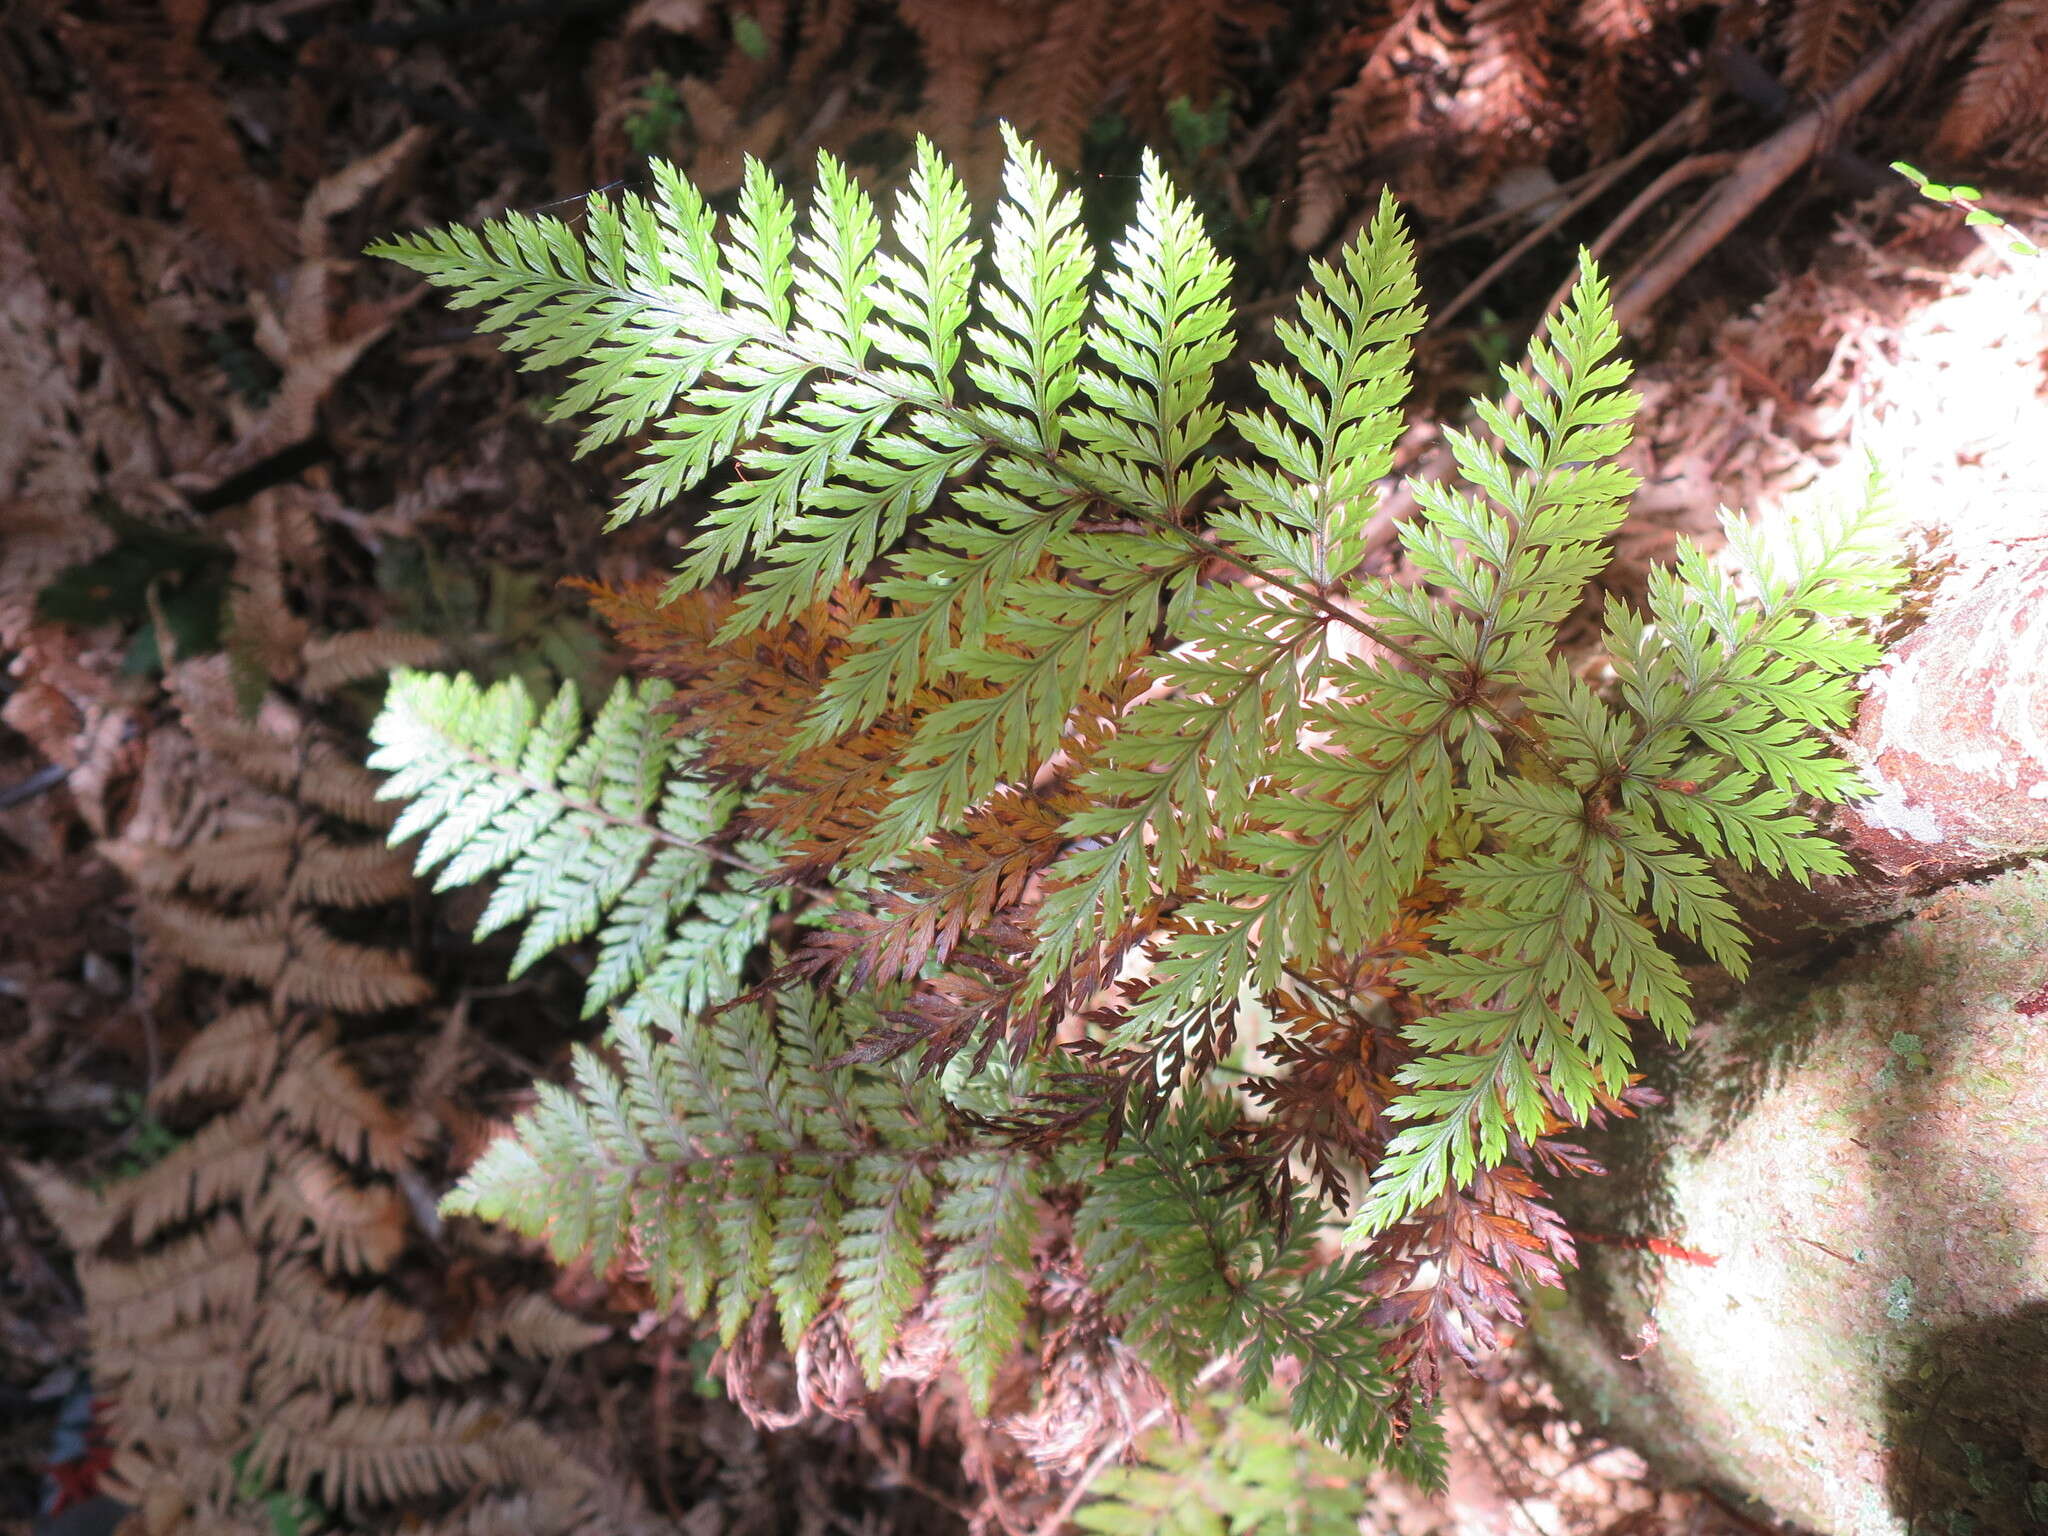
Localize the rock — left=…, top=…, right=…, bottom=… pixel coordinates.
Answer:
left=1730, top=540, right=2048, bottom=948
left=1533, top=862, right=2048, bottom=1536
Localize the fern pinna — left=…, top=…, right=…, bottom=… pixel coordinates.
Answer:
left=368, top=130, right=1901, bottom=1482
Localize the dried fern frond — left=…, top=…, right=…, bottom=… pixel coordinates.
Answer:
left=1934, top=0, right=2048, bottom=157
left=246, top=1395, right=520, bottom=1510
left=98, top=1317, right=249, bottom=1415
left=125, top=1106, right=272, bottom=1242
left=258, top=1143, right=411, bottom=1274
left=1782, top=0, right=1900, bottom=93
left=152, top=1005, right=278, bottom=1107
left=60, top=553, right=653, bottom=1530
left=268, top=1029, right=426, bottom=1172
left=253, top=1258, right=426, bottom=1401
left=64, top=4, right=293, bottom=278
left=171, top=822, right=417, bottom=908
left=144, top=900, right=432, bottom=1012
left=299, top=629, right=449, bottom=697
left=1465, top=0, right=1562, bottom=140
left=79, top=1212, right=264, bottom=1340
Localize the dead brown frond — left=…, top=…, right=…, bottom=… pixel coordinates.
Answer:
left=38, top=532, right=658, bottom=1531
left=1783, top=0, right=1901, bottom=93
left=62, top=4, right=293, bottom=280
left=1934, top=0, right=2048, bottom=157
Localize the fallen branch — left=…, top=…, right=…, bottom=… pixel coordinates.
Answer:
left=1611, top=0, right=1982, bottom=330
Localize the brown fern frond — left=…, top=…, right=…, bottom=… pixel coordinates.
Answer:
left=63, top=7, right=293, bottom=279
left=1933, top=0, right=2048, bottom=157
left=1362, top=1163, right=1575, bottom=1398
left=299, top=629, right=449, bottom=697
left=397, top=1335, right=497, bottom=1387
left=272, top=1029, right=427, bottom=1172
left=103, top=1422, right=242, bottom=1511
left=277, top=917, right=434, bottom=1013
left=245, top=1395, right=517, bottom=1510
left=841, top=914, right=1039, bottom=1068
left=583, top=577, right=962, bottom=866
left=475, top=1292, right=614, bottom=1359
left=144, top=902, right=431, bottom=1011
left=258, top=1144, right=410, bottom=1274
left=1231, top=903, right=1441, bottom=1208
left=1464, top=0, right=1562, bottom=140
left=1781, top=0, right=1898, bottom=93
left=221, top=499, right=314, bottom=685
left=578, top=577, right=856, bottom=774
left=1117, top=0, right=1283, bottom=128
left=170, top=823, right=416, bottom=909
left=252, top=1258, right=424, bottom=1401
left=894, top=0, right=1036, bottom=176
left=139, top=901, right=288, bottom=984
left=998, top=0, right=1118, bottom=168
left=79, top=1213, right=263, bottom=1341
left=1233, top=990, right=1396, bottom=1211
left=124, top=1106, right=272, bottom=1242
left=796, top=784, right=1075, bottom=986
left=65, top=532, right=648, bottom=1528
left=97, top=1318, right=249, bottom=1414
left=286, top=836, right=419, bottom=908
left=1291, top=5, right=1447, bottom=249
left=168, top=658, right=394, bottom=827
left=151, top=1004, right=279, bottom=1107
left=752, top=723, right=910, bottom=870
left=786, top=0, right=861, bottom=95
left=17, top=1161, right=120, bottom=1255
left=1572, top=0, right=1660, bottom=157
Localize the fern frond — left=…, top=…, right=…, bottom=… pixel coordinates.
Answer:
left=1077, top=1097, right=1444, bottom=1485
left=932, top=1150, right=1044, bottom=1412
left=370, top=669, right=781, bottom=1017
left=378, top=135, right=1909, bottom=1460
left=1077, top=1390, right=1380, bottom=1536
left=441, top=986, right=1054, bottom=1391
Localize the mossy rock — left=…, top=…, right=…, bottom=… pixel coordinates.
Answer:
left=1534, top=863, right=2048, bottom=1536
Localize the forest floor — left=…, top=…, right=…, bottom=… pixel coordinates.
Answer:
left=4, top=3, right=2045, bottom=1534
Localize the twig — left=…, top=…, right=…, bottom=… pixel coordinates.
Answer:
left=1432, top=104, right=1708, bottom=330
left=1611, top=0, right=1982, bottom=330
left=1030, top=1354, right=1237, bottom=1536
left=1531, top=153, right=1742, bottom=327
left=0, top=761, right=69, bottom=812
left=854, top=1417, right=983, bottom=1527
left=649, top=1325, right=688, bottom=1527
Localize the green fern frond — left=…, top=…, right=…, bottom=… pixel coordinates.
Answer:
left=440, top=987, right=976, bottom=1368
left=1078, top=1098, right=1444, bottom=1486
left=374, top=131, right=1908, bottom=1464
left=370, top=670, right=786, bottom=1018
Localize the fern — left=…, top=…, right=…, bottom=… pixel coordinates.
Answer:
left=1076, top=1095, right=1442, bottom=1479
left=371, top=131, right=1903, bottom=1476
left=440, top=987, right=962, bottom=1367
left=1076, top=1389, right=1382, bottom=1536
left=369, top=671, right=787, bottom=1019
